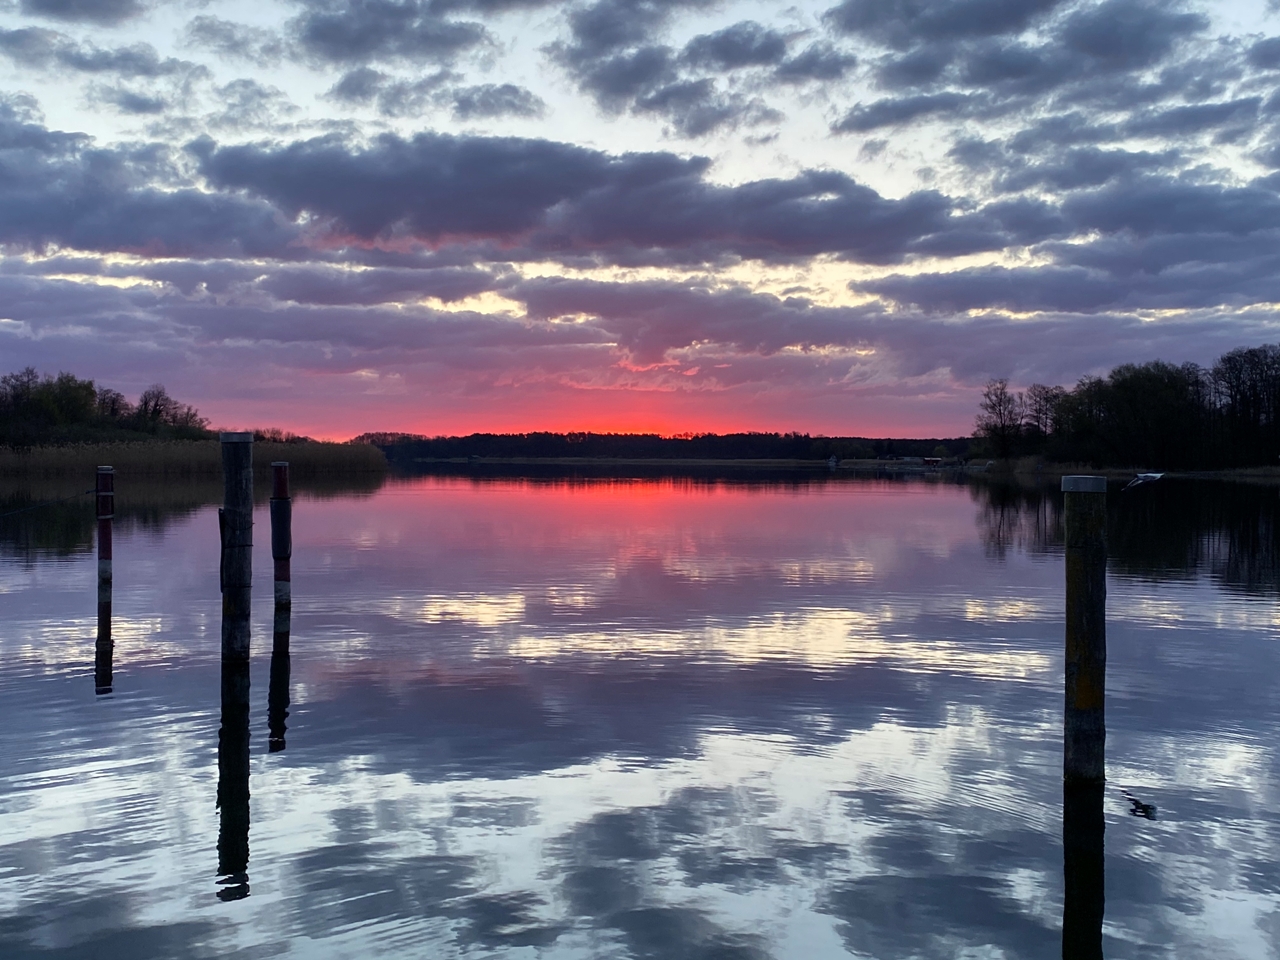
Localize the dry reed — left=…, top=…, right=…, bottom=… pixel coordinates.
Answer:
left=0, top=440, right=387, bottom=478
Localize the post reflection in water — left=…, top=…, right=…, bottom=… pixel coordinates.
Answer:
left=1062, top=782, right=1105, bottom=960
left=93, top=597, right=112, bottom=695
left=9, top=474, right=1280, bottom=958
left=216, top=659, right=251, bottom=901
left=268, top=603, right=290, bottom=753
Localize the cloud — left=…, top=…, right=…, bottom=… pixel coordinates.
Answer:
left=0, top=105, right=296, bottom=257
left=833, top=91, right=977, bottom=132
left=1248, top=36, right=1280, bottom=71
left=450, top=83, right=545, bottom=120
left=828, top=0, right=1217, bottom=139
left=325, top=70, right=541, bottom=119
left=0, top=27, right=204, bottom=78
left=288, top=0, right=490, bottom=64
left=825, top=0, right=1069, bottom=49
left=773, top=43, right=857, bottom=83
left=857, top=174, right=1280, bottom=315
left=183, top=16, right=284, bottom=67
left=682, top=21, right=788, bottom=70
left=20, top=0, right=144, bottom=26
left=195, top=130, right=1024, bottom=264
left=90, top=84, right=168, bottom=115
left=207, top=79, right=299, bottom=130
left=549, top=0, right=773, bottom=136
left=1059, top=0, right=1207, bottom=70
left=254, top=264, right=510, bottom=305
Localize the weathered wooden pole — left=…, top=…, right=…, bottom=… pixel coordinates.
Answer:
left=1061, top=476, right=1107, bottom=958
left=216, top=435, right=253, bottom=897
left=1063, top=475, right=1106, bottom=784
left=219, top=433, right=253, bottom=662
left=270, top=462, right=291, bottom=607
left=95, top=466, right=114, bottom=694
left=216, top=656, right=251, bottom=901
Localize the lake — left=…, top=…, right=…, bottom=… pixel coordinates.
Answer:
left=2, top=472, right=1278, bottom=959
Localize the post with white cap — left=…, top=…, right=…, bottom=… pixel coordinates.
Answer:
left=219, top=432, right=253, bottom=662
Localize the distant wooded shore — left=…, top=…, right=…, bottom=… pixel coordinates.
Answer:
left=0, top=440, right=387, bottom=479
left=359, top=431, right=973, bottom=465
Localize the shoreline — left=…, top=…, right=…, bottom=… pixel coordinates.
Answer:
left=0, top=439, right=388, bottom=478
left=9, top=442, right=1274, bottom=484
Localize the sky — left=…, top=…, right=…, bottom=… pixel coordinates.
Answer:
left=2, top=0, right=1280, bottom=438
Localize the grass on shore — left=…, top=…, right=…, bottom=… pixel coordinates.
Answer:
left=0, top=440, right=387, bottom=478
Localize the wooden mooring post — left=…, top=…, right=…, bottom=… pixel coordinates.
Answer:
left=270, top=462, right=291, bottom=607
left=95, top=466, right=114, bottom=694
left=219, top=433, right=253, bottom=661
left=1062, top=475, right=1106, bottom=784
left=1061, top=475, right=1106, bottom=960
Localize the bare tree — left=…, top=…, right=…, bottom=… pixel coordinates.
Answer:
left=136, top=384, right=177, bottom=424
left=975, top=378, right=1024, bottom=457
left=1024, top=383, right=1066, bottom=436
left=95, top=388, right=133, bottom=419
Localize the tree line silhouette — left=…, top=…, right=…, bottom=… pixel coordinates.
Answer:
left=976, top=344, right=1280, bottom=468
left=358, top=431, right=973, bottom=464
left=0, top=367, right=211, bottom=447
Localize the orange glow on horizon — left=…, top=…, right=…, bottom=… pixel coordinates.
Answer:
left=200, top=383, right=980, bottom=443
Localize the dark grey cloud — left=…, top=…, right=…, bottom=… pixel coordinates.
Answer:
left=20, top=0, right=143, bottom=26
left=194, top=130, right=1022, bottom=264
left=1248, top=36, right=1280, bottom=70
left=326, top=70, right=540, bottom=120
left=559, top=0, right=709, bottom=62
left=183, top=16, right=285, bottom=67
left=507, top=273, right=1263, bottom=382
left=861, top=256, right=1280, bottom=315
left=91, top=84, right=167, bottom=115
left=550, top=0, right=772, bottom=136
left=208, top=79, right=298, bottom=130
left=773, top=43, right=857, bottom=83
left=326, top=68, right=453, bottom=116
left=0, top=27, right=203, bottom=78
left=634, top=79, right=776, bottom=137
left=825, top=0, right=1069, bottom=49
left=1060, top=0, right=1207, bottom=70
left=1122, top=97, right=1259, bottom=140
left=830, top=0, right=1218, bottom=142
left=329, top=66, right=390, bottom=103
left=289, top=0, right=489, bottom=65
left=255, top=264, right=509, bottom=305
left=833, top=91, right=976, bottom=132
left=450, top=83, right=545, bottom=120
left=0, top=106, right=296, bottom=257
left=857, top=174, right=1280, bottom=316
left=681, top=21, right=788, bottom=70
left=560, top=44, right=676, bottom=111
left=991, top=146, right=1179, bottom=192
left=1063, top=176, right=1280, bottom=239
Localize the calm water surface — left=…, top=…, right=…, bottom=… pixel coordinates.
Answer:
left=2, top=474, right=1278, bottom=958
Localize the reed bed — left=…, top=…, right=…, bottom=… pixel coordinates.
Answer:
left=0, top=440, right=388, bottom=478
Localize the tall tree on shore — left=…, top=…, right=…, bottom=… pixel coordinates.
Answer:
left=975, top=379, right=1024, bottom=458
